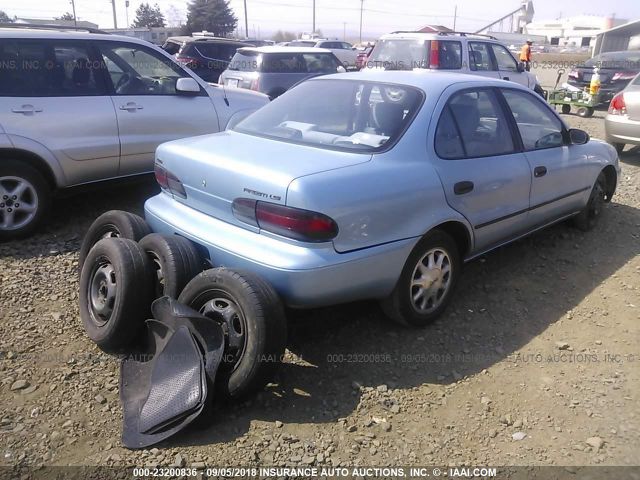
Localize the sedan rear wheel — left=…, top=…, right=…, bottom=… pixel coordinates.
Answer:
left=381, top=230, right=461, bottom=327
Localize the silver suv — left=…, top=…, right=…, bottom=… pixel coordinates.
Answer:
left=366, top=31, right=545, bottom=95
left=0, top=26, right=269, bottom=239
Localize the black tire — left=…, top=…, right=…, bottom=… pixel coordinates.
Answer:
left=79, top=210, right=151, bottom=269
left=613, top=143, right=625, bottom=154
left=79, top=238, right=154, bottom=353
left=139, top=233, right=203, bottom=299
left=561, top=104, right=571, bottom=114
left=577, top=106, right=594, bottom=118
left=178, top=268, right=287, bottom=399
left=381, top=230, right=461, bottom=327
left=571, top=172, right=607, bottom=232
left=0, top=159, right=51, bottom=241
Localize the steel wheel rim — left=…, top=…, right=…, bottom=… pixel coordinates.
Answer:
left=410, top=247, right=452, bottom=314
left=197, top=290, right=247, bottom=370
left=0, top=176, right=38, bottom=231
left=89, top=260, right=117, bottom=325
left=149, top=253, right=165, bottom=297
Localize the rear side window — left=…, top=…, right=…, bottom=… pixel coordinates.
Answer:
left=302, top=53, right=340, bottom=73
left=468, top=42, right=494, bottom=71
left=229, top=52, right=260, bottom=71
left=0, top=40, right=105, bottom=97
left=261, top=53, right=305, bottom=73
left=192, top=43, right=241, bottom=62
left=368, top=39, right=461, bottom=70
left=436, top=89, right=515, bottom=158
left=162, top=41, right=181, bottom=55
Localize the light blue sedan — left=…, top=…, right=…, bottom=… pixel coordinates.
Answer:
left=145, top=71, right=619, bottom=327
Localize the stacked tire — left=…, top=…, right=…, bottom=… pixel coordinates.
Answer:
left=78, top=210, right=287, bottom=398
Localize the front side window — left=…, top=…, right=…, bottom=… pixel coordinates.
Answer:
left=437, top=89, right=515, bottom=158
left=0, top=40, right=104, bottom=97
left=501, top=89, right=564, bottom=150
left=234, top=79, right=423, bottom=152
left=468, top=42, right=495, bottom=71
left=99, top=43, right=186, bottom=95
left=491, top=44, right=518, bottom=72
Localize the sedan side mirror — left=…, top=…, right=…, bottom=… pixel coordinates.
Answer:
left=337, top=65, right=347, bottom=73
left=569, top=128, right=589, bottom=145
left=176, top=77, right=201, bottom=95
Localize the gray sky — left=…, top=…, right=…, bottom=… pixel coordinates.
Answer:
left=2, top=0, right=639, bottom=40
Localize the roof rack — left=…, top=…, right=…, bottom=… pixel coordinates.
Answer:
left=437, top=31, right=498, bottom=40
left=0, top=23, right=109, bottom=34
left=388, top=30, right=497, bottom=40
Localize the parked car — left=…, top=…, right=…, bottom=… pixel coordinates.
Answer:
left=243, top=39, right=275, bottom=47
left=161, top=36, right=250, bottom=83
left=313, top=40, right=359, bottom=69
left=605, top=71, right=640, bottom=154
left=365, top=31, right=545, bottom=96
left=0, top=26, right=269, bottom=239
left=356, top=45, right=375, bottom=70
left=144, top=71, right=618, bottom=327
left=568, top=50, right=640, bottom=104
left=219, top=46, right=345, bottom=99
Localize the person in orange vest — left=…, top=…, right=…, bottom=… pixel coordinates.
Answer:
left=519, top=39, right=533, bottom=71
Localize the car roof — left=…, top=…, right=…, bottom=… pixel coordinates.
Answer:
left=313, top=70, right=531, bottom=92
left=237, top=46, right=332, bottom=54
left=166, top=36, right=249, bottom=45
left=0, top=27, right=150, bottom=45
left=378, top=31, right=499, bottom=42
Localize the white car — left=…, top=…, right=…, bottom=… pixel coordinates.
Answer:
left=366, top=31, right=545, bottom=95
left=0, top=25, right=269, bottom=239
left=289, top=39, right=359, bottom=70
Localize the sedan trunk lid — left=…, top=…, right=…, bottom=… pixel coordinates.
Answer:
left=155, top=130, right=371, bottom=228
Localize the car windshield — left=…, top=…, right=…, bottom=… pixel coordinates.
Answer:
left=368, top=39, right=428, bottom=70
left=233, top=79, right=423, bottom=152
left=584, top=51, right=640, bottom=70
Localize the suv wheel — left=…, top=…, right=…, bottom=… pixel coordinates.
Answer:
left=0, top=160, right=50, bottom=241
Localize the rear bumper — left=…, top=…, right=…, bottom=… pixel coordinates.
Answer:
left=605, top=114, right=640, bottom=146
left=144, top=193, right=415, bottom=308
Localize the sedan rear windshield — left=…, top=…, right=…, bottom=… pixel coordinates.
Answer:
left=584, top=52, right=640, bottom=70
left=234, top=79, right=424, bottom=152
left=228, top=51, right=341, bottom=73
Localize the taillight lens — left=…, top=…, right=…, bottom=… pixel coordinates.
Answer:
left=429, top=40, right=439, bottom=69
left=250, top=76, right=260, bottom=91
left=612, top=71, right=635, bottom=81
left=154, top=163, right=187, bottom=198
left=232, top=198, right=338, bottom=242
left=176, top=55, right=201, bottom=67
left=608, top=92, right=626, bottom=115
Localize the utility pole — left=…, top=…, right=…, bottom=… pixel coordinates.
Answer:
left=111, top=0, right=117, bottom=28
left=70, top=0, right=77, bottom=27
left=453, top=5, right=457, bottom=31
left=343, top=22, right=346, bottom=41
left=359, top=0, right=364, bottom=43
left=312, top=0, right=316, bottom=34
left=243, top=0, right=248, bottom=38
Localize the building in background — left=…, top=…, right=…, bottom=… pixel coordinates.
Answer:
left=525, top=15, right=627, bottom=48
left=103, top=27, right=182, bottom=45
left=14, top=17, right=99, bottom=30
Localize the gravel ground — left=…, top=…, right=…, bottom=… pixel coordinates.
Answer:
left=1, top=114, right=639, bottom=471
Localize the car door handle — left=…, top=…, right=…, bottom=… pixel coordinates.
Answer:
left=534, top=166, right=547, bottom=178
left=119, top=102, right=143, bottom=111
left=454, top=181, right=474, bottom=195
left=12, top=105, right=42, bottom=114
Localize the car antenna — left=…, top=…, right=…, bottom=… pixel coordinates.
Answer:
left=221, top=83, right=230, bottom=106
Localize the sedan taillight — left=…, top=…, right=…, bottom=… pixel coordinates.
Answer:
left=608, top=92, right=626, bottom=115
left=232, top=198, right=338, bottom=242
left=612, top=71, right=636, bottom=81
left=154, top=163, right=187, bottom=198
